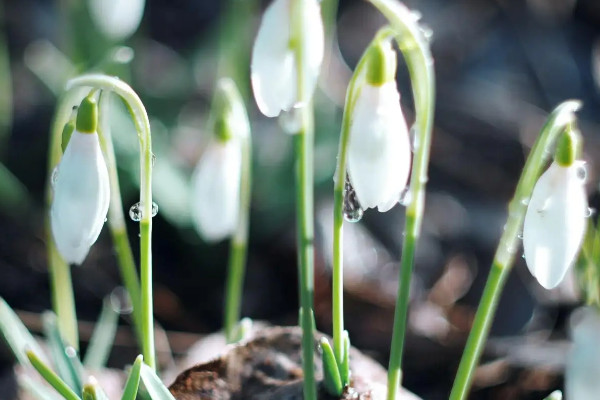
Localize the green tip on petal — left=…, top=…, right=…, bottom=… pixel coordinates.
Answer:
left=365, top=39, right=397, bottom=86
left=61, top=120, right=76, bottom=153
left=76, top=96, right=98, bottom=134
left=211, top=78, right=248, bottom=142
left=555, top=128, right=582, bottom=167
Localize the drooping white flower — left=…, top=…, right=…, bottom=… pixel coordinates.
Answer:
left=251, top=0, right=324, bottom=118
left=523, top=161, right=588, bottom=289
left=191, top=139, right=242, bottom=242
left=51, top=107, right=110, bottom=265
left=566, top=307, right=600, bottom=400
left=88, top=0, right=146, bottom=41
left=346, top=40, right=412, bottom=212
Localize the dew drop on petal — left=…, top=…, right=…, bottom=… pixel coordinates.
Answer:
left=65, top=346, right=77, bottom=358
left=51, top=167, right=59, bottom=187
left=129, top=201, right=158, bottom=221
left=576, top=164, right=587, bottom=182
left=585, top=207, right=596, bottom=218
left=343, top=174, right=363, bottom=223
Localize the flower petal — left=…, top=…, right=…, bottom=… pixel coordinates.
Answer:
left=523, top=161, right=588, bottom=289
left=347, top=82, right=412, bottom=212
left=88, top=0, right=146, bottom=41
left=191, top=139, right=242, bottom=242
left=51, top=131, right=110, bottom=264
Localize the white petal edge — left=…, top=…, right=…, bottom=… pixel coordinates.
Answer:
left=523, top=161, right=588, bottom=289
left=191, top=140, right=242, bottom=242
left=347, top=82, right=412, bottom=212
left=50, top=131, right=110, bottom=264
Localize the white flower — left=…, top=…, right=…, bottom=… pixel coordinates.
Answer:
left=251, top=0, right=324, bottom=117
left=191, top=139, right=242, bottom=241
left=347, top=81, right=412, bottom=212
left=523, top=161, right=588, bottom=289
left=566, top=307, right=600, bottom=400
left=88, top=0, right=146, bottom=41
left=51, top=131, right=110, bottom=265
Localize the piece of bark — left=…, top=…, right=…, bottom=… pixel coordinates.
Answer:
left=169, top=326, right=420, bottom=400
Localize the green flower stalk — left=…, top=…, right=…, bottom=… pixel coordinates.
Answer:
left=250, top=0, right=325, bottom=399
left=189, top=78, right=252, bottom=343
left=449, top=100, right=582, bottom=400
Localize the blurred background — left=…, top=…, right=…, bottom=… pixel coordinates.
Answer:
left=1, top=0, right=600, bottom=399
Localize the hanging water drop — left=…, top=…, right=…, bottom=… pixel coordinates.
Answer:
left=129, top=201, right=158, bottom=221
left=151, top=153, right=156, bottom=166
left=278, top=107, right=302, bottom=134
left=419, top=24, right=434, bottom=42
left=343, top=174, right=363, bottom=223
left=585, top=207, right=596, bottom=218
left=51, top=167, right=59, bottom=187
left=399, top=188, right=412, bottom=207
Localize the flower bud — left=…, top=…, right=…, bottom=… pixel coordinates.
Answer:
left=88, top=0, right=146, bottom=41
left=347, top=43, right=411, bottom=212
left=250, top=0, right=324, bottom=117
left=50, top=96, right=110, bottom=265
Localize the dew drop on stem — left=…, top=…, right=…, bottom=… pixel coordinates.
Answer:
left=50, top=167, right=59, bottom=187
left=343, top=174, right=363, bottom=223
left=399, top=188, right=412, bottom=207
left=129, top=201, right=158, bottom=221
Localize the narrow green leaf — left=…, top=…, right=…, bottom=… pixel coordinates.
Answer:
left=18, top=373, right=62, bottom=400
left=121, top=355, right=143, bottom=400
left=0, top=297, right=47, bottom=366
left=43, top=312, right=84, bottom=394
left=83, top=297, right=119, bottom=369
left=140, top=363, right=176, bottom=400
left=26, top=350, right=82, bottom=400
left=340, top=330, right=350, bottom=386
left=320, top=337, right=343, bottom=396
left=82, top=378, right=110, bottom=400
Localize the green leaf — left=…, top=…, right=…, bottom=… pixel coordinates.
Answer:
left=121, top=355, right=143, bottom=400
left=83, top=297, right=119, bottom=369
left=18, top=373, right=62, bottom=400
left=26, top=350, right=82, bottom=400
left=43, top=312, right=84, bottom=394
left=0, top=297, right=47, bottom=366
left=320, top=337, right=343, bottom=396
left=140, top=363, right=176, bottom=400
left=340, top=330, right=350, bottom=386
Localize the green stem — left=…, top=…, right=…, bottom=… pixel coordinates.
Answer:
left=332, top=25, right=395, bottom=371
left=66, top=74, right=155, bottom=370
left=291, top=0, right=318, bottom=398
left=449, top=100, right=581, bottom=400
left=46, top=89, right=88, bottom=349
left=360, top=2, right=435, bottom=399
left=224, top=134, right=252, bottom=343
left=96, top=92, right=143, bottom=347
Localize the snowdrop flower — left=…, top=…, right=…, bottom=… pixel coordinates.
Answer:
left=566, top=307, right=600, bottom=400
left=523, top=130, right=588, bottom=289
left=51, top=96, right=110, bottom=265
left=251, top=0, right=324, bottom=117
left=347, top=39, right=411, bottom=212
left=191, top=79, right=248, bottom=242
left=88, top=0, right=146, bottom=41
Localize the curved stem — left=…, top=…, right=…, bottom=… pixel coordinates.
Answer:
left=449, top=100, right=581, bottom=400
left=362, top=2, right=435, bottom=399
left=96, top=91, right=143, bottom=347
left=66, top=74, right=155, bottom=370
left=332, top=25, right=395, bottom=372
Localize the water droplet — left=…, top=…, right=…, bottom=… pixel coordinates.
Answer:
left=110, top=286, right=133, bottom=314
left=399, top=188, right=412, bottom=206
left=51, top=167, right=59, bottom=187
left=521, top=197, right=530, bottom=206
left=104, top=218, right=108, bottom=223
left=517, top=232, right=524, bottom=240
left=411, top=10, right=422, bottom=21
left=343, top=174, right=363, bottom=223
left=585, top=207, right=596, bottom=218
left=576, top=164, right=587, bottom=182
left=65, top=346, right=77, bottom=358
left=522, top=253, right=526, bottom=259
left=537, top=197, right=551, bottom=215
left=129, top=201, right=158, bottom=221
left=278, top=108, right=302, bottom=134
left=409, top=125, right=418, bottom=152
left=151, top=153, right=156, bottom=166
left=419, top=24, right=434, bottom=41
